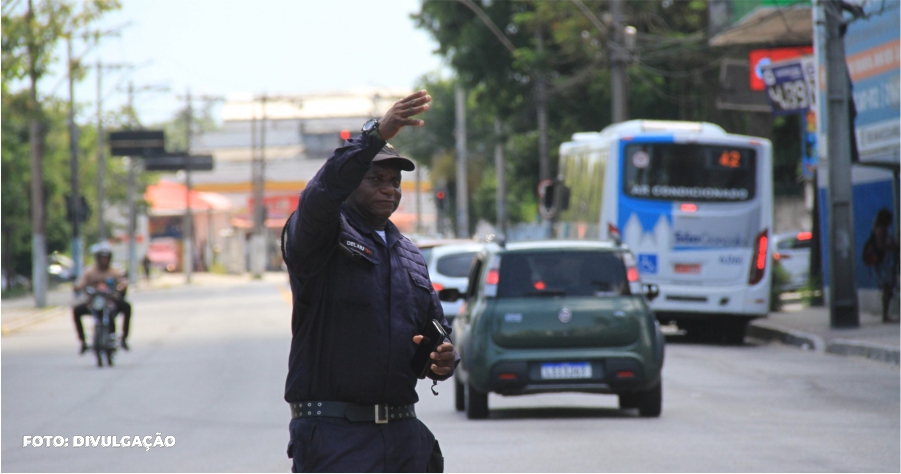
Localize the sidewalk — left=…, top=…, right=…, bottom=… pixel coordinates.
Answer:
left=0, top=272, right=284, bottom=335
left=748, top=306, right=900, bottom=365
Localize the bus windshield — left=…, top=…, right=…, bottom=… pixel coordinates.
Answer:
left=623, top=143, right=757, bottom=202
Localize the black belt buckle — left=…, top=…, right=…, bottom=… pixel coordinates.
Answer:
left=375, top=403, right=389, bottom=424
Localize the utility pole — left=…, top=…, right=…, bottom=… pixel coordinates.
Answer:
left=126, top=82, right=139, bottom=287
left=822, top=0, right=859, bottom=327
left=250, top=94, right=268, bottom=278
left=96, top=59, right=106, bottom=241
left=454, top=84, right=469, bottom=238
left=535, top=26, right=550, bottom=183
left=67, top=37, right=84, bottom=282
left=27, top=0, right=47, bottom=307
left=610, top=0, right=628, bottom=123
left=415, top=166, right=423, bottom=234
left=494, top=118, right=507, bottom=239
left=95, top=60, right=131, bottom=242
left=184, top=89, right=194, bottom=284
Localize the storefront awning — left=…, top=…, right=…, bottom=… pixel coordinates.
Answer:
left=145, top=180, right=233, bottom=215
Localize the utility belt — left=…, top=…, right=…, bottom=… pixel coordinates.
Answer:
left=290, top=401, right=416, bottom=424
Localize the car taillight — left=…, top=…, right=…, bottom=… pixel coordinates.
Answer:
left=484, top=255, right=501, bottom=297
left=748, top=229, right=768, bottom=285
left=432, top=282, right=444, bottom=292
left=627, top=267, right=640, bottom=282
left=797, top=231, right=812, bottom=241
left=486, top=269, right=499, bottom=285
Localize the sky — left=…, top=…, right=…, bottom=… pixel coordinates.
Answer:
left=52, top=0, right=447, bottom=125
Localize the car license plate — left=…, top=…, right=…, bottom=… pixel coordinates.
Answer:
left=540, top=362, right=592, bottom=380
left=674, top=263, right=701, bottom=274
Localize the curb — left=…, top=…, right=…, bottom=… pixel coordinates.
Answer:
left=746, top=322, right=824, bottom=352
left=826, top=339, right=900, bottom=365
left=747, top=322, right=900, bottom=366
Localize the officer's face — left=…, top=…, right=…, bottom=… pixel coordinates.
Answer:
left=97, top=255, right=111, bottom=271
left=346, top=163, right=402, bottom=229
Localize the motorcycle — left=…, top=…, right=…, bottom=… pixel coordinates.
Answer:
left=83, top=279, right=121, bottom=368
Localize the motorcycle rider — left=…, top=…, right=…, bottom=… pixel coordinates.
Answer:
left=72, top=243, right=132, bottom=353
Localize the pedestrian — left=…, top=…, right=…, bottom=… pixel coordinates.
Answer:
left=862, top=208, right=899, bottom=322
left=142, top=254, right=152, bottom=283
left=280, top=90, right=458, bottom=473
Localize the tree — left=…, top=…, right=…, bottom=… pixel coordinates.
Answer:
left=1, top=0, right=121, bottom=284
left=411, top=0, right=803, bottom=237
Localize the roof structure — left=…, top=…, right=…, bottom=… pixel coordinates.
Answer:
left=709, top=6, right=813, bottom=47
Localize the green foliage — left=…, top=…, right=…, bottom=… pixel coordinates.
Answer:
left=411, top=0, right=803, bottom=237
left=770, top=259, right=793, bottom=311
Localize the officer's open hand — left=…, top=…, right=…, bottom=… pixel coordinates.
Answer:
left=412, top=335, right=455, bottom=376
left=378, top=90, right=431, bottom=141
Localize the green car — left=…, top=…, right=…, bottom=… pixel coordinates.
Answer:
left=439, top=240, right=665, bottom=419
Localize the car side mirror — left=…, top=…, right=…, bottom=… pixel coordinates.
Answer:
left=643, top=283, right=659, bottom=301
left=438, top=288, right=462, bottom=302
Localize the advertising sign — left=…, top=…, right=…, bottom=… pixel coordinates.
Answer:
left=844, top=3, right=900, bottom=166
left=748, top=46, right=814, bottom=91
left=760, top=56, right=817, bottom=115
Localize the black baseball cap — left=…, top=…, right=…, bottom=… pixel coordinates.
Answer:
left=372, top=143, right=415, bottom=171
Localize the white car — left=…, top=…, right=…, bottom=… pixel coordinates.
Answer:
left=416, top=241, right=484, bottom=323
left=772, top=231, right=812, bottom=291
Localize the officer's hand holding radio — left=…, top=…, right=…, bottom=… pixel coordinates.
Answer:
left=412, top=335, right=455, bottom=376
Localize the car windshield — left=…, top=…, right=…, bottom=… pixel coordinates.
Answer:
left=436, top=252, right=478, bottom=278
left=496, top=251, right=627, bottom=298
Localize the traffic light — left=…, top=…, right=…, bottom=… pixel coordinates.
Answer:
left=435, top=189, right=447, bottom=211
left=339, top=129, right=351, bottom=142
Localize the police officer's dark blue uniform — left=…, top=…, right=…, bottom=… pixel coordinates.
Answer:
left=282, top=90, right=458, bottom=472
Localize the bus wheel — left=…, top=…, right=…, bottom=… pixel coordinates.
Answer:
left=720, top=319, right=749, bottom=345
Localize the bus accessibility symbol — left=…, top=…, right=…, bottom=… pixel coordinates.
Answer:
left=638, top=254, right=658, bottom=274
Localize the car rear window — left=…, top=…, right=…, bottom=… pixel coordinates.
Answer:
left=419, top=248, right=433, bottom=264
left=436, top=252, right=478, bottom=278
left=496, top=251, right=627, bottom=298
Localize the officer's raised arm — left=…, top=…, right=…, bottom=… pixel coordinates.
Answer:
left=283, top=90, right=431, bottom=275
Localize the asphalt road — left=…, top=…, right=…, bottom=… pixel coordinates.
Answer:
left=2, top=276, right=898, bottom=472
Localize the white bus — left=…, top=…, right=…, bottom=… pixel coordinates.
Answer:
left=553, top=120, right=773, bottom=341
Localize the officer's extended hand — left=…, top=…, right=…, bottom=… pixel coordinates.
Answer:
left=412, top=335, right=455, bottom=376
left=378, top=90, right=431, bottom=141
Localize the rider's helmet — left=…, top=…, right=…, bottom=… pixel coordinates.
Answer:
left=91, top=242, right=113, bottom=259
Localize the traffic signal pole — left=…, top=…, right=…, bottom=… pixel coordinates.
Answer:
left=454, top=84, right=469, bottom=238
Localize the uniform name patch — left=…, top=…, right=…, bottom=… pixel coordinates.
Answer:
left=345, top=240, right=373, bottom=256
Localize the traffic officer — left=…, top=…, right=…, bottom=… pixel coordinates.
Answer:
left=281, top=90, right=459, bottom=472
